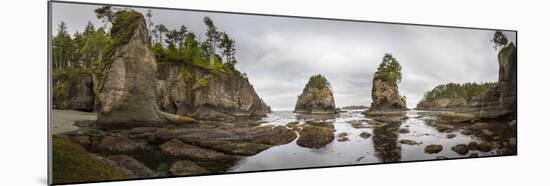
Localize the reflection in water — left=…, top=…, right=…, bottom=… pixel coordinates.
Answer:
left=372, top=121, right=401, bottom=162
left=61, top=109, right=514, bottom=178
left=296, top=113, right=336, bottom=123
left=229, top=109, right=508, bottom=172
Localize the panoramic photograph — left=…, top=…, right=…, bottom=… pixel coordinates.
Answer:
left=49, top=2, right=517, bottom=184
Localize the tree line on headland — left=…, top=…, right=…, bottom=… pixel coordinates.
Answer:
left=53, top=6, right=241, bottom=76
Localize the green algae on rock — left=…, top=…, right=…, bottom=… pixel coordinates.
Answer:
left=52, top=137, right=129, bottom=184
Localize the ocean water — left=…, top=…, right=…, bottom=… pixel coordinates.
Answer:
left=230, top=109, right=497, bottom=172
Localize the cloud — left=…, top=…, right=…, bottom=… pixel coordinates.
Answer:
left=52, top=2, right=516, bottom=110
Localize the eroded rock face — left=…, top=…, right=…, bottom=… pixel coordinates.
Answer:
left=369, top=79, right=406, bottom=111
left=158, top=64, right=271, bottom=121
left=96, top=11, right=161, bottom=128
left=169, top=160, right=209, bottom=176
left=52, top=71, right=96, bottom=112
left=294, top=74, right=337, bottom=114
left=469, top=43, right=517, bottom=119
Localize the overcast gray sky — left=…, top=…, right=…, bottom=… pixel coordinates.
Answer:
left=52, top=2, right=516, bottom=111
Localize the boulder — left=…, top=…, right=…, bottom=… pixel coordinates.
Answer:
left=446, top=134, right=457, bottom=139
left=398, top=128, right=410, bottom=134
left=424, top=144, right=443, bottom=154
left=467, top=141, right=479, bottom=151
left=451, top=144, right=469, bottom=155
left=96, top=11, right=161, bottom=128
left=478, top=141, right=493, bottom=152
left=72, top=136, right=91, bottom=148
left=169, top=160, right=209, bottom=176
left=482, top=129, right=495, bottom=138
left=151, top=125, right=296, bottom=155
left=179, top=137, right=272, bottom=156
left=337, top=132, right=350, bottom=142
left=286, top=121, right=300, bottom=129
left=294, top=74, right=337, bottom=114
left=435, top=124, right=455, bottom=133
left=399, top=139, right=421, bottom=145
left=359, top=131, right=372, bottom=139
left=107, top=155, right=159, bottom=178
left=297, top=125, right=335, bottom=149
left=436, top=156, right=448, bottom=160
left=472, top=122, right=490, bottom=131
left=127, top=127, right=159, bottom=139
left=159, top=139, right=238, bottom=161
left=461, top=130, right=473, bottom=135
left=348, top=120, right=368, bottom=129
left=97, top=136, right=138, bottom=153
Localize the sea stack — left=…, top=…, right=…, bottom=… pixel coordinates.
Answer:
left=468, top=43, right=517, bottom=119
left=367, top=54, right=407, bottom=112
left=96, top=11, right=161, bottom=128
left=294, top=74, right=337, bottom=114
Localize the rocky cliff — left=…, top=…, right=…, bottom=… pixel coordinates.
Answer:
left=158, top=63, right=271, bottom=121
left=95, top=11, right=162, bottom=128
left=468, top=43, right=517, bottom=119
left=52, top=70, right=96, bottom=112
left=369, top=78, right=407, bottom=111
left=415, top=82, right=496, bottom=110
left=52, top=11, right=269, bottom=124
left=294, top=74, right=337, bottom=114
left=416, top=97, right=467, bottom=110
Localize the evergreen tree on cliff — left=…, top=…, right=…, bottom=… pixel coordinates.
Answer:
left=491, top=31, right=509, bottom=51
left=94, top=6, right=115, bottom=28
left=374, top=54, right=402, bottom=84
left=203, top=16, right=220, bottom=65
left=53, top=22, right=74, bottom=70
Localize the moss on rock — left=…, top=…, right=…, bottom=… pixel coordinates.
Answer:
left=52, top=137, right=129, bottom=184
left=96, top=10, right=145, bottom=95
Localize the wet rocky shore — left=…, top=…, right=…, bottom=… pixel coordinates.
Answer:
left=52, top=108, right=516, bottom=183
